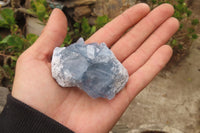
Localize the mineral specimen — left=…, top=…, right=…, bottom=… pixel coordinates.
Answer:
left=51, top=38, right=129, bottom=99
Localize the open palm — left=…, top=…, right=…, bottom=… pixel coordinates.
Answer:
left=12, top=3, right=179, bottom=133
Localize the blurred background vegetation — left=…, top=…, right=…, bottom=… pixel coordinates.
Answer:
left=0, top=0, right=199, bottom=89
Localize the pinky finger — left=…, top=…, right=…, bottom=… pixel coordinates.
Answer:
left=126, top=45, right=173, bottom=100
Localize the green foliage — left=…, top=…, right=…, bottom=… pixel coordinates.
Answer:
left=72, top=17, right=97, bottom=39
left=63, top=35, right=72, bottom=46
left=0, top=33, right=36, bottom=82
left=63, top=16, right=109, bottom=46
left=0, top=1, right=47, bottom=87
left=151, top=0, right=157, bottom=4
left=0, top=35, right=24, bottom=52
left=191, top=19, right=199, bottom=25
left=171, top=39, right=177, bottom=47
left=192, top=34, right=198, bottom=39
left=187, top=27, right=195, bottom=33
left=80, top=17, right=95, bottom=39
left=150, top=0, right=199, bottom=50
left=26, top=33, right=38, bottom=44
left=0, top=8, right=19, bottom=34
left=0, top=8, right=15, bottom=29
left=0, top=9, right=39, bottom=84
left=0, top=6, right=109, bottom=84
left=96, top=15, right=110, bottom=29
left=29, top=0, right=50, bottom=22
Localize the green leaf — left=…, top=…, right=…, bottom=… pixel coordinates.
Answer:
left=74, top=29, right=80, bottom=35
left=170, top=39, right=177, bottom=47
left=192, top=34, right=198, bottom=39
left=187, top=27, right=195, bottom=33
left=191, top=19, right=199, bottom=25
left=81, top=17, right=91, bottom=35
left=158, top=1, right=164, bottom=5
left=11, top=56, right=18, bottom=61
left=151, top=0, right=157, bottom=4
left=0, top=35, right=12, bottom=44
left=60, top=44, right=65, bottom=47
left=0, top=35, right=24, bottom=50
left=165, top=1, right=170, bottom=4
left=3, top=64, right=15, bottom=79
left=10, top=25, right=19, bottom=34
left=63, top=34, right=72, bottom=45
left=26, top=33, right=38, bottom=44
left=35, top=2, right=47, bottom=21
left=67, top=27, right=70, bottom=31
left=31, top=0, right=47, bottom=11
left=30, top=0, right=37, bottom=11
left=96, top=15, right=109, bottom=29
left=8, top=36, right=24, bottom=49
left=0, top=19, right=9, bottom=28
left=179, top=23, right=183, bottom=30
left=0, top=9, right=15, bottom=26
left=173, top=10, right=183, bottom=20
left=178, top=44, right=183, bottom=49
left=174, top=4, right=185, bottom=13
left=74, top=22, right=80, bottom=29
left=90, top=26, right=96, bottom=35
left=186, top=9, right=192, bottom=17
left=38, top=0, right=48, bottom=6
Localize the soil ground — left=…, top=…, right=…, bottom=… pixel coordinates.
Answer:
left=112, top=35, right=200, bottom=133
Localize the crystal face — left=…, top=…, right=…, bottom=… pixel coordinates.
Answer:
left=51, top=38, right=129, bottom=99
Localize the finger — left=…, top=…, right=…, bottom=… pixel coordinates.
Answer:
left=126, top=45, right=173, bottom=100
left=123, top=17, right=179, bottom=75
left=86, top=3, right=150, bottom=46
left=30, top=9, right=68, bottom=60
left=111, top=4, right=174, bottom=62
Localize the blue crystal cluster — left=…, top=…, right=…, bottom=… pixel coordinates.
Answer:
left=51, top=38, right=129, bottom=99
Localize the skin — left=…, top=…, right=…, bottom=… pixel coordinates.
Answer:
left=11, top=3, right=179, bottom=133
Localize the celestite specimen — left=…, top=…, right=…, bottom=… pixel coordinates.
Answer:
left=51, top=38, right=129, bottom=99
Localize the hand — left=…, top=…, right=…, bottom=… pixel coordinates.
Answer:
left=12, top=3, right=179, bottom=133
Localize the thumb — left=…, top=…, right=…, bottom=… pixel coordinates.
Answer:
left=30, top=8, right=68, bottom=60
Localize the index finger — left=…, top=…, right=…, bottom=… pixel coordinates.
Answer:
left=85, top=3, right=150, bottom=47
